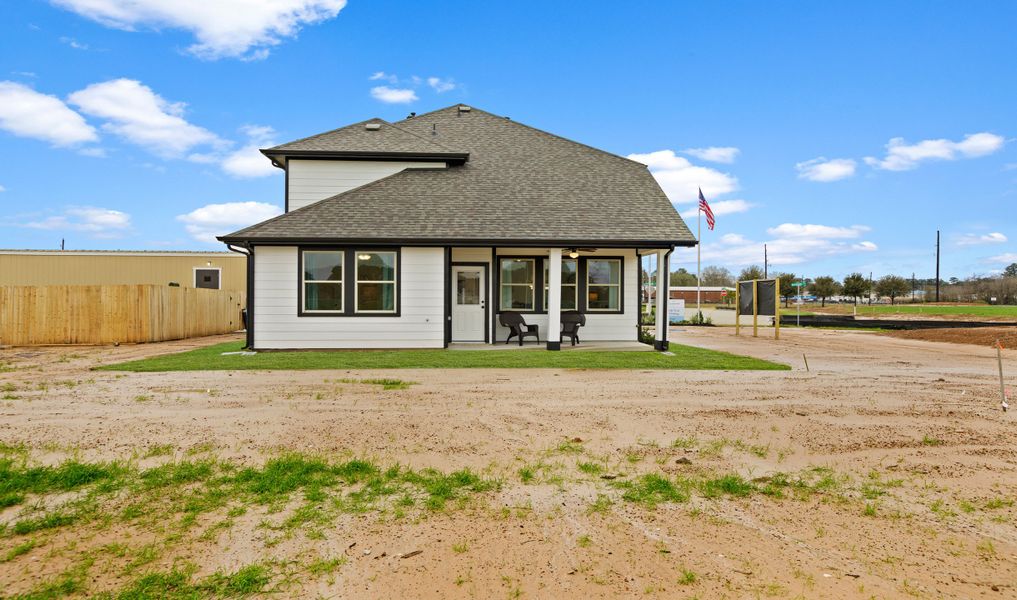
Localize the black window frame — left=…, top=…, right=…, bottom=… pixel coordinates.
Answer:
left=494, top=254, right=625, bottom=315
left=585, top=257, right=624, bottom=313
left=297, top=246, right=401, bottom=317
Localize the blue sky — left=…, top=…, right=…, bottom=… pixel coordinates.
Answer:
left=1, top=1, right=1014, bottom=280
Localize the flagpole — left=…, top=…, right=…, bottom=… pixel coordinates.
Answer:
left=697, top=204, right=701, bottom=318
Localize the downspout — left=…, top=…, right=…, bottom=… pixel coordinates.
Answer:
left=227, top=243, right=254, bottom=350
left=661, top=245, right=675, bottom=350
left=635, top=250, right=644, bottom=342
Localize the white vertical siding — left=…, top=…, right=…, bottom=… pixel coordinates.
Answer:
left=253, top=246, right=444, bottom=349
left=492, top=248, right=638, bottom=343
left=287, top=160, right=446, bottom=211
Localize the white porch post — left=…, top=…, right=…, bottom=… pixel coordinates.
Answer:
left=547, top=248, right=562, bottom=350
left=654, top=249, right=668, bottom=351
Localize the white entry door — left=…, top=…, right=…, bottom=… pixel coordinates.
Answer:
left=452, top=266, right=486, bottom=342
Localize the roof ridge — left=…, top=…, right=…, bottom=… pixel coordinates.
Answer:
left=396, top=104, right=649, bottom=168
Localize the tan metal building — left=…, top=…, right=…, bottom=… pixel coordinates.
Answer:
left=0, top=250, right=247, bottom=292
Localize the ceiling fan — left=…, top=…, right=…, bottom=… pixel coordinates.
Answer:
left=563, top=247, right=597, bottom=258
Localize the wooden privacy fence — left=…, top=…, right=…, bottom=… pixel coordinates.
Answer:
left=0, top=285, right=246, bottom=346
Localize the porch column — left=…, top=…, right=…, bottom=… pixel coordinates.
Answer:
left=654, top=249, right=669, bottom=351
left=546, top=248, right=562, bottom=350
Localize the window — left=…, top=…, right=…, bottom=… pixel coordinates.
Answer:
left=303, top=251, right=344, bottom=312
left=356, top=251, right=397, bottom=313
left=586, top=258, right=621, bottom=311
left=499, top=258, right=535, bottom=310
left=194, top=268, right=220, bottom=290
left=543, top=258, right=578, bottom=310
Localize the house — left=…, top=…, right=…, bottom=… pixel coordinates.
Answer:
left=219, top=105, right=696, bottom=350
left=0, top=249, right=246, bottom=291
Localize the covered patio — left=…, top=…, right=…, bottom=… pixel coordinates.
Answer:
left=447, top=340, right=652, bottom=351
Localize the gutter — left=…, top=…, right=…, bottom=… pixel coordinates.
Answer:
left=226, top=243, right=255, bottom=350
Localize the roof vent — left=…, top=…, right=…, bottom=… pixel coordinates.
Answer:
left=364, top=122, right=381, bottom=131
left=458, top=105, right=471, bottom=113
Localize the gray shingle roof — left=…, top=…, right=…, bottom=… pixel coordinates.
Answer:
left=223, top=106, right=695, bottom=247
left=264, top=118, right=466, bottom=157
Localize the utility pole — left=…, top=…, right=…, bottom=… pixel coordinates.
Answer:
left=935, top=230, right=941, bottom=302
left=764, top=244, right=768, bottom=279
left=869, top=271, right=873, bottom=305
left=912, top=272, right=916, bottom=303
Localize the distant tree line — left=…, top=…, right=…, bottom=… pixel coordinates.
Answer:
left=665, top=261, right=1017, bottom=306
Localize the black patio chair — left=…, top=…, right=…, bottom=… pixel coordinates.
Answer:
left=499, top=312, right=539, bottom=345
left=560, top=311, right=586, bottom=346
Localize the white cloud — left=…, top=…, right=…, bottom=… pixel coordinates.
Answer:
left=427, top=77, right=456, bottom=93
left=956, top=232, right=1008, bottom=246
left=988, top=253, right=1017, bottom=264
left=627, top=149, right=738, bottom=204
left=864, top=132, right=1005, bottom=171
left=69, top=78, right=222, bottom=158
left=370, top=86, right=418, bottom=104
left=220, top=125, right=278, bottom=178
left=369, top=71, right=398, bottom=83
left=766, top=223, right=870, bottom=239
left=0, top=81, right=98, bottom=147
left=24, top=206, right=131, bottom=238
left=795, top=157, right=856, bottom=182
left=51, top=0, right=347, bottom=60
left=59, top=36, right=90, bottom=50
left=675, top=222, right=877, bottom=267
left=682, top=146, right=739, bottom=164
left=177, top=201, right=281, bottom=244
left=0, top=184, right=6, bottom=192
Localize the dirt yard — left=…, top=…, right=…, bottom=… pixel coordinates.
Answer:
left=1, top=328, right=1015, bottom=599
left=884, top=325, right=1017, bottom=349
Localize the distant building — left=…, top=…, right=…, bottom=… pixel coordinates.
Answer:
left=669, top=286, right=735, bottom=303
left=0, top=250, right=246, bottom=292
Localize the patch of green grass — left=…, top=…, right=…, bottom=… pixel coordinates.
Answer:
left=0, top=458, right=127, bottom=506
left=577, top=534, right=592, bottom=548
left=921, top=435, right=944, bottom=447
left=671, top=436, right=698, bottom=449
left=112, top=563, right=271, bottom=598
left=678, top=568, right=698, bottom=585
left=452, top=542, right=469, bottom=554
left=0, top=452, right=500, bottom=543
left=2, top=539, right=36, bottom=562
left=587, top=494, right=614, bottom=514
left=97, top=342, right=791, bottom=372
left=336, top=377, right=414, bottom=390
left=577, top=462, right=603, bottom=475
left=984, top=497, right=1014, bottom=510
left=142, top=445, right=174, bottom=458
left=556, top=439, right=584, bottom=454
left=517, top=466, right=535, bottom=483
left=306, top=556, right=346, bottom=577
left=615, top=474, right=689, bottom=508
left=700, top=474, right=755, bottom=498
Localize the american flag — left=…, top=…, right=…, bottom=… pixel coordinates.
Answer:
left=698, top=188, right=715, bottom=230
